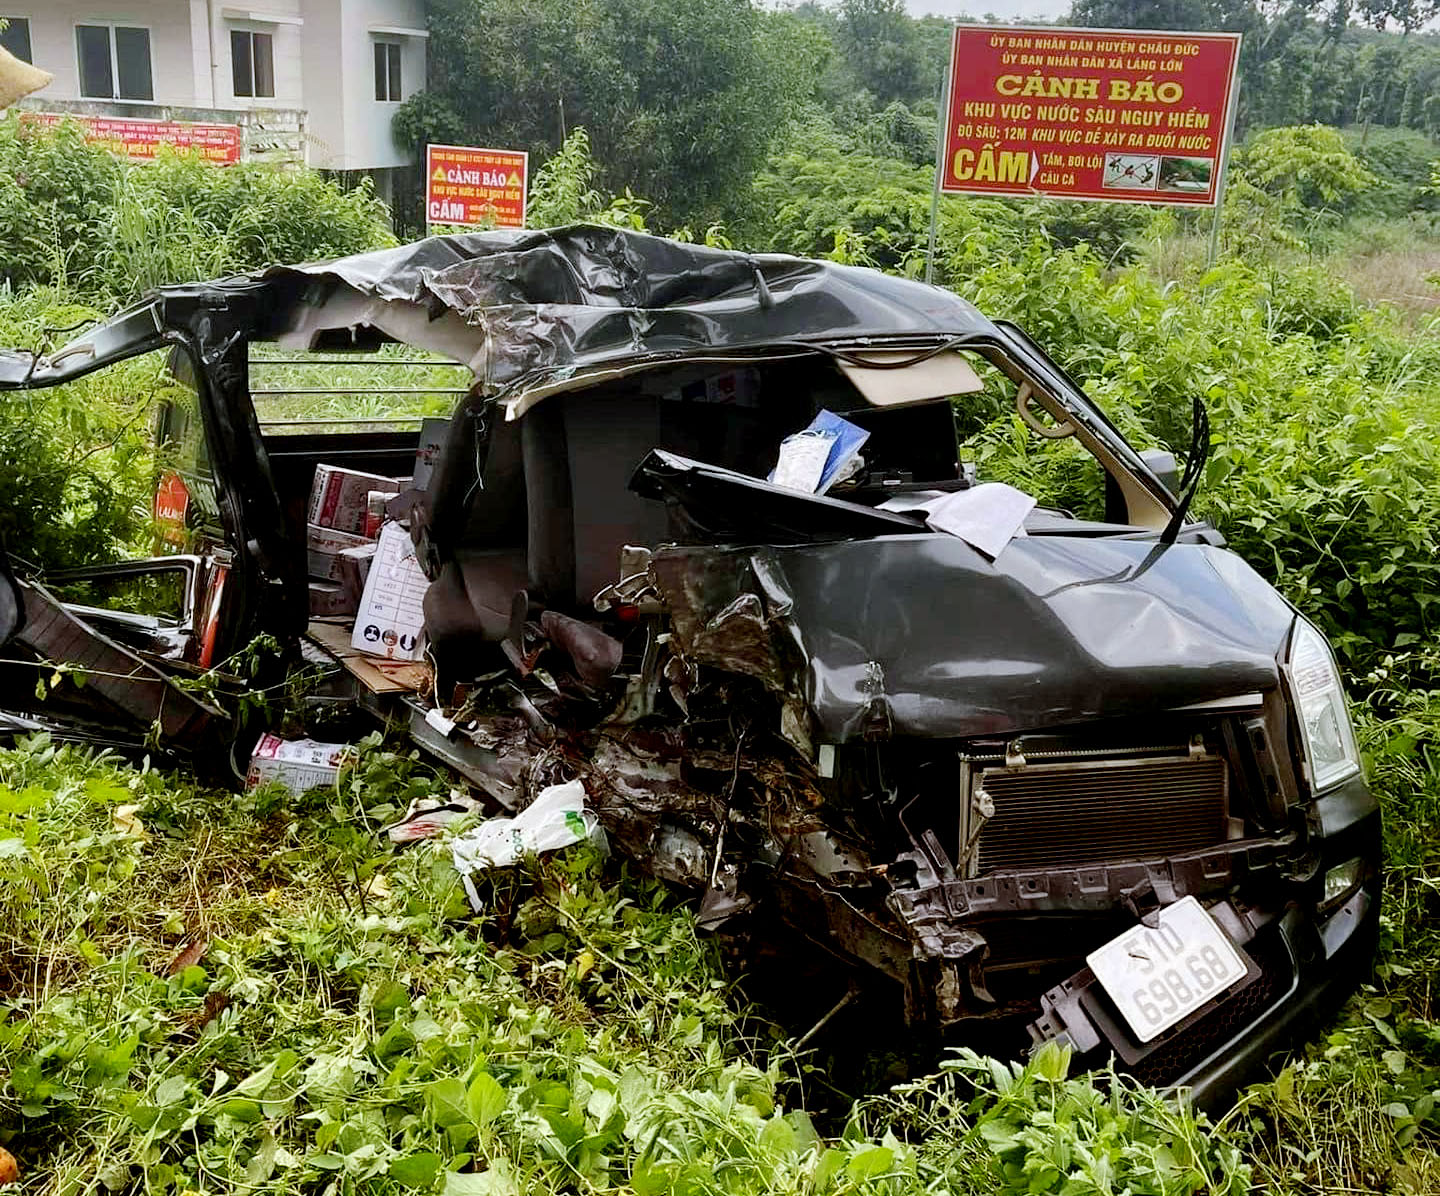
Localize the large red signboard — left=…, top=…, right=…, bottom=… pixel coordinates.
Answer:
left=20, top=112, right=242, bottom=163
left=426, top=144, right=529, bottom=229
left=941, top=26, right=1240, bottom=205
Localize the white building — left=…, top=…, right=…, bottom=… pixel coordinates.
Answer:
left=1, top=0, right=427, bottom=177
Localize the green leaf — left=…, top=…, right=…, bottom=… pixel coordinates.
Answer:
left=466, top=1072, right=507, bottom=1127
left=428, top=1077, right=470, bottom=1128
left=812, top=1148, right=846, bottom=1192
left=154, top=1075, right=191, bottom=1107
left=845, top=1145, right=894, bottom=1181
left=390, top=1153, right=444, bottom=1188
left=759, top=1115, right=796, bottom=1158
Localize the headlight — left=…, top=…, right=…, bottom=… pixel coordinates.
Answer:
left=1322, top=857, right=1366, bottom=909
left=1286, top=619, right=1361, bottom=791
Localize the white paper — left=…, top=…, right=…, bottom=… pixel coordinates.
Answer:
left=351, top=522, right=429, bottom=660
left=880, top=483, right=1035, bottom=559
left=771, top=431, right=834, bottom=493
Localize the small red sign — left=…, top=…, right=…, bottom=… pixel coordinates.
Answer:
left=941, top=26, right=1241, bottom=206
left=425, top=144, right=528, bottom=229
left=154, top=470, right=191, bottom=550
left=20, top=112, right=243, bottom=164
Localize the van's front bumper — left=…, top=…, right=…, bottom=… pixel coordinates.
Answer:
left=1026, top=775, right=1382, bottom=1106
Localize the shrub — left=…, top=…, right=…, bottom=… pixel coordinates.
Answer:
left=0, top=115, right=395, bottom=299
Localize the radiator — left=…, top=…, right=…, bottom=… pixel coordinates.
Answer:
left=961, top=747, right=1230, bottom=876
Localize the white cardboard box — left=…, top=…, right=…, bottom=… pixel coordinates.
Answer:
left=308, top=465, right=403, bottom=535
left=245, top=734, right=346, bottom=793
left=306, top=523, right=371, bottom=581
left=411, top=417, right=450, bottom=492
left=351, top=522, right=429, bottom=661
left=308, top=580, right=357, bottom=617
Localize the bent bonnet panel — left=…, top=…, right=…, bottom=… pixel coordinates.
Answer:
left=652, top=536, right=1294, bottom=741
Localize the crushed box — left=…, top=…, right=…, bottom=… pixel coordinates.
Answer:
left=308, top=580, right=356, bottom=617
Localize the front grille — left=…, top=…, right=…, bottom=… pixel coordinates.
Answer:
left=968, top=751, right=1229, bottom=874
left=1122, top=931, right=1294, bottom=1088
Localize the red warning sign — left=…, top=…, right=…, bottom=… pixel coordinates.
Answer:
left=21, top=112, right=242, bottom=164
left=940, top=26, right=1241, bottom=206
left=425, top=144, right=529, bottom=229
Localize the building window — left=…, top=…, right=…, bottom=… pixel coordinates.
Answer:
left=76, top=24, right=153, bottom=100
left=374, top=40, right=401, bottom=102
left=231, top=30, right=274, bottom=98
left=0, top=17, right=32, bottom=63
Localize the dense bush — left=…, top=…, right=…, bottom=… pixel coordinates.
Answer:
left=946, top=228, right=1440, bottom=678
left=0, top=116, right=394, bottom=298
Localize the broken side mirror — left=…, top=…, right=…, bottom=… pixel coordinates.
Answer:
left=1141, top=448, right=1180, bottom=499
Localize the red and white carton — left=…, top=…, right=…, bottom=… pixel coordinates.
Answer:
left=245, top=734, right=346, bottom=793
left=364, top=490, right=398, bottom=539
left=308, top=465, right=403, bottom=535
left=306, top=523, right=371, bottom=581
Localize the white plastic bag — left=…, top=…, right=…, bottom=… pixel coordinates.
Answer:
left=450, top=780, right=600, bottom=908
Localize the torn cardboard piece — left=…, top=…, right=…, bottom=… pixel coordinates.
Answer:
left=306, top=620, right=430, bottom=695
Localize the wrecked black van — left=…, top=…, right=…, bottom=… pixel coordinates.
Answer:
left=0, top=226, right=1380, bottom=1101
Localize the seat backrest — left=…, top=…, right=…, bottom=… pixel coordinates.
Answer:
left=521, top=398, right=576, bottom=605
left=559, top=394, right=671, bottom=607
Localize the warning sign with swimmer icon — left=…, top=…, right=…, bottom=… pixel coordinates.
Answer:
left=351, top=522, right=430, bottom=662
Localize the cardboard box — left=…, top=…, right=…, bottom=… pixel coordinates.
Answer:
left=308, top=580, right=356, bottom=617
left=364, top=490, right=398, bottom=539
left=411, top=417, right=450, bottom=492
left=245, top=733, right=346, bottom=793
left=352, top=522, right=429, bottom=661
left=308, top=464, right=403, bottom=535
left=337, top=541, right=378, bottom=608
left=306, top=524, right=371, bottom=581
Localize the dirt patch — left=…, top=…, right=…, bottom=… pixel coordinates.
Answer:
left=1340, top=245, right=1440, bottom=321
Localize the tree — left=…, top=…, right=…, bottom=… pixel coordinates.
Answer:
left=407, top=0, right=808, bottom=228
left=836, top=0, right=925, bottom=103
left=1236, top=123, right=1379, bottom=207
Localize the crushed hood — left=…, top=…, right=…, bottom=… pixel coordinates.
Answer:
left=652, top=535, right=1296, bottom=742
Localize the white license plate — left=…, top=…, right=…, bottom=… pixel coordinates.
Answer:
left=1086, top=896, right=1247, bottom=1042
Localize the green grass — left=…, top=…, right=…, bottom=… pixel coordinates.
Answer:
left=0, top=736, right=1258, bottom=1195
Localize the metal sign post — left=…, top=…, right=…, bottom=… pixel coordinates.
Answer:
left=1206, top=77, right=1242, bottom=270
left=925, top=51, right=954, bottom=286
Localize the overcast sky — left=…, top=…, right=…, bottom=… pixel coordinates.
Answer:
left=904, top=1, right=1071, bottom=20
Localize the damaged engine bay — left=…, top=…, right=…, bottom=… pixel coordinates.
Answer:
left=0, top=226, right=1382, bottom=1103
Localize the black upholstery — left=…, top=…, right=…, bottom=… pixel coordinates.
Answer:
left=561, top=395, right=672, bottom=608
left=522, top=399, right=576, bottom=605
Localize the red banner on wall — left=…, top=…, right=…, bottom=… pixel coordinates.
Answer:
left=425, top=144, right=529, bottom=229
left=941, top=26, right=1241, bottom=206
left=20, top=112, right=242, bottom=163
